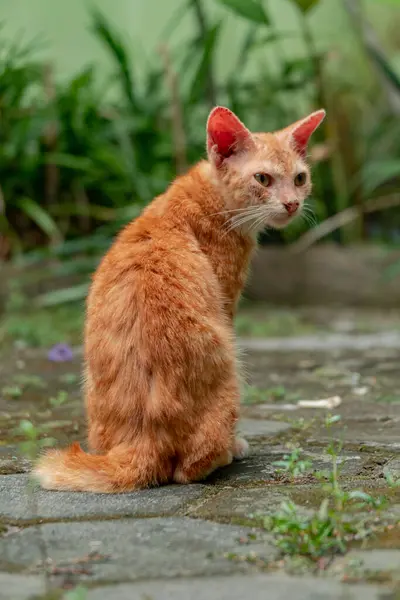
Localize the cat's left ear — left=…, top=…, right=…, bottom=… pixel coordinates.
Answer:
left=288, top=109, right=326, bottom=158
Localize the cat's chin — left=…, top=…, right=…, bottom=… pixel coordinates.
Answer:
left=267, top=214, right=296, bottom=229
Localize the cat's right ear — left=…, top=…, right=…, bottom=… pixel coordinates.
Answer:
left=207, top=107, right=254, bottom=168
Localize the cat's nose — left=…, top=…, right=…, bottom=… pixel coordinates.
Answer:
left=283, top=201, right=299, bottom=215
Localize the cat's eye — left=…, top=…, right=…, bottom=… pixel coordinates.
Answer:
left=294, top=172, right=307, bottom=187
left=254, top=173, right=272, bottom=187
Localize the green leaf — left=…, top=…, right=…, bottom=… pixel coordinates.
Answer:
left=14, top=374, right=46, bottom=389
left=217, top=0, right=270, bottom=25
left=160, top=0, right=191, bottom=40
left=68, top=66, right=94, bottom=94
left=361, top=159, right=400, bottom=196
left=45, top=153, right=94, bottom=172
left=292, top=0, right=320, bottom=13
left=19, top=441, right=36, bottom=458
left=325, top=414, right=341, bottom=426
left=64, top=585, right=88, bottom=600
left=2, top=385, right=23, bottom=399
left=49, top=203, right=117, bottom=221
left=347, top=490, right=374, bottom=503
left=39, top=437, right=57, bottom=448
left=35, top=283, right=90, bottom=307
left=272, top=461, right=290, bottom=469
left=90, top=8, right=137, bottom=109
left=49, top=390, right=69, bottom=407
left=13, top=197, right=63, bottom=245
left=189, top=23, right=221, bottom=105
left=364, top=44, right=400, bottom=93
left=230, top=24, right=258, bottom=77
left=60, top=373, right=79, bottom=385
left=18, top=419, right=36, bottom=438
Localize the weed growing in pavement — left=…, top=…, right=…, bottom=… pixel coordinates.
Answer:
left=255, top=415, right=390, bottom=560
left=272, top=447, right=313, bottom=480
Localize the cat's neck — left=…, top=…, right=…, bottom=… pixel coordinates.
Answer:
left=182, top=161, right=256, bottom=315
left=171, top=160, right=256, bottom=246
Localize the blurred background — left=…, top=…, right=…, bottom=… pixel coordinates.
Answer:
left=1, top=0, right=400, bottom=349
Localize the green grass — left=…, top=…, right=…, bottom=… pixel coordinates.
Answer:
left=242, top=384, right=302, bottom=405
left=377, top=394, right=400, bottom=404
left=272, top=447, right=313, bottom=480
left=1, top=374, right=47, bottom=402
left=59, top=373, right=79, bottom=385
left=49, top=390, right=69, bottom=407
left=16, top=419, right=57, bottom=459
left=262, top=492, right=385, bottom=560
left=248, top=417, right=392, bottom=562
left=1, top=385, right=23, bottom=399
left=235, top=309, right=317, bottom=338
left=64, top=587, right=88, bottom=600
left=0, top=303, right=84, bottom=349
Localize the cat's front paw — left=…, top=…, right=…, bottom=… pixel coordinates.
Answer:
left=232, top=437, right=249, bottom=460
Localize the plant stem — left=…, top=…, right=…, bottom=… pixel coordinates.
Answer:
left=190, top=0, right=217, bottom=107
left=343, top=0, right=400, bottom=115
left=43, top=63, right=59, bottom=212
left=299, top=12, right=343, bottom=239
left=290, top=193, right=400, bottom=252
left=159, top=44, right=188, bottom=175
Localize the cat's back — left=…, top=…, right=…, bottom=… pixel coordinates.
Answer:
left=92, top=191, right=178, bottom=282
left=91, top=164, right=214, bottom=284
left=87, top=168, right=220, bottom=321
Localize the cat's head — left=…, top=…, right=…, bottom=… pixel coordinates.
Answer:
left=206, top=106, right=325, bottom=231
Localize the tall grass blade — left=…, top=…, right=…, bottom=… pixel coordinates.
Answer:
left=188, top=23, right=221, bottom=105
left=35, top=283, right=90, bottom=307
left=90, top=8, right=138, bottom=110
left=217, top=0, right=270, bottom=25
left=13, top=197, right=63, bottom=245
left=291, top=0, right=321, bottom=13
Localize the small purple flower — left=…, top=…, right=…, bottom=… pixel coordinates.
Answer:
left=48, top=343, right=74, bottom=362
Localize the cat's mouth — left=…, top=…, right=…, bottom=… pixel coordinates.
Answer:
left=268, top=211, right=299, bottom=229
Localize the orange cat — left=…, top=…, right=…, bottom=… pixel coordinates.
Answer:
left=34, top=106, right=325, bottom=492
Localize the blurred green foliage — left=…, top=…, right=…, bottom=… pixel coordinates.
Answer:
left=0, top=0, right=399, bottom=285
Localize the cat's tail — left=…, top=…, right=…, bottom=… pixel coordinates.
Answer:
left=33, top=442, right=165, bottom=493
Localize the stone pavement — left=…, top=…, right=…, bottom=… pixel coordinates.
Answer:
left=0, top=337, right=399, bottom=599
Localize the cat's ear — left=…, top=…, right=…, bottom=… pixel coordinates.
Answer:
left=288, top=109, right=326, bottom=158
left=207, top=106, right=254, bottom=167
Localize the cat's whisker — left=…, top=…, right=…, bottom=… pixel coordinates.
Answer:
left=302, top=211, right=315, bottom=220
left=238, top=207, right=274, bottom=234
left=250, top=213, right=269, bottom=233
left=222, top=218, right=255, bottom=235
left=302, top=203, right=317, bottom=216
left=224, top=208, right=265, bottom=232
left=227, top=208, right=266, bottom=232
left=209, top=206, right=261, bottom=217
left=302, top=206, right=316, bottom=216
left=302, top=204, right=316, bottom=218
left=301, top=203, right=318, bottom=227
left=229, top=207, right=263, bottom=221
left=229, top=209, right=264, bottom=226
left=225, top=219, right=253, bottom=234
left=210, top=206, right=264, bottom=235
left=302, top=212, right=318, bottom=228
